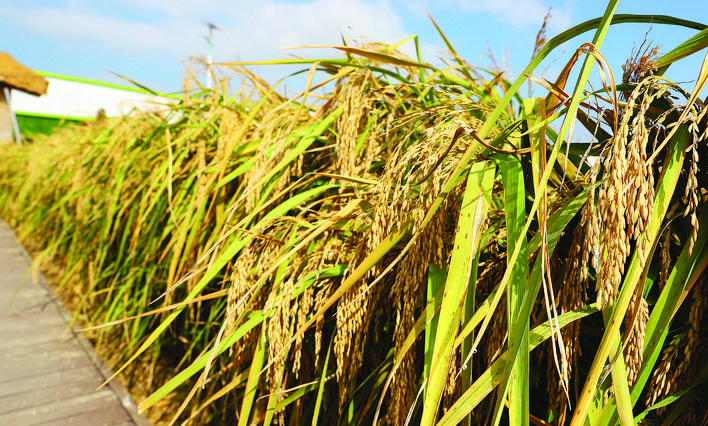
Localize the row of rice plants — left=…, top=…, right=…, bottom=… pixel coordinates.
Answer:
left=1, top=1, right=708, bottom=424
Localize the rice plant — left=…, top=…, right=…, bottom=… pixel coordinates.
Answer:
left=1, top=1, right=708, bottom=424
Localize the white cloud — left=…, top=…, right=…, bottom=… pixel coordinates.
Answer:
left=222, top=0, right=409, bottom=60
left=2, top=0, right=410, bottom=63
left=1, top=5, right=175, bottom=54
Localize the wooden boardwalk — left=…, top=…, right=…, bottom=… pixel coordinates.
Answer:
left=0, top=221, right=150, bottom=426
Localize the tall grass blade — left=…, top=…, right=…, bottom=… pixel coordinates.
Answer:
left=491, top=153, right=529, bottom=426
left=422, top=160, right=496, bottom=424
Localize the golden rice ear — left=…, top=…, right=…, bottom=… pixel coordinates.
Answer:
left=647, top=332, right=681, bottom=413
left=390, top=209, right=449, bottom=423
left=332, top=70, right=377, bottom=178
left=683, top=106, right=706, bottom=256
left=672, top=276, right=708, bottom=425
left=265, top=276, right=296, bottom=423
left=334, top=278, right=369, bottom=411
left=596, top=130, right=628, bottom=311
left=312, top=279, right=333, bottom=367
left=596, top=78, right=676, bottom=310
left=646, top=274, right=707, bottom=420
left=623, top=294, right=648, bottom=386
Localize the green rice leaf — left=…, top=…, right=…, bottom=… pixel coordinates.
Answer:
left=422, top=160, right=496, bottom=425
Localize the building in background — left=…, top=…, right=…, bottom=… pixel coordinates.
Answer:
left=1, top=52, right=178, bottom=142
left=12, top=71, right=178, bottom=138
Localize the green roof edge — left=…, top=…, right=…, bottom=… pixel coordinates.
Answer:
left=35, top=70, right=183, bottom=99
left=15, top=110, right=92, bottom=121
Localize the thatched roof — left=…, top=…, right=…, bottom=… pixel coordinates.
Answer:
left=0, top=52, right=48, bottom=96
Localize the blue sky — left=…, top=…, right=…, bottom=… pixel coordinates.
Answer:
left=2, top=0, right=707, bottom=96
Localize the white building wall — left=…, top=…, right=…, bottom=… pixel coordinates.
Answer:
left=11, top=76, right=173, bottom=119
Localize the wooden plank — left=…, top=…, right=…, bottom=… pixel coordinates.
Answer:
left=0, top=388, right=130, bottom=425
left=38, top=404, right=134, bottom=426
left=0, top=261, right=31, bottom=270
left=0, top=348, right=87, bottom=383
left=0, top=365, right=101, bottom=399
left=0, top=335, right=74, bottom=361
left=0, top=271, right=31, bottom=279
left=0, top=329, right=72, bottom=350
left=0, top=369, right=107, bottom=413
left=0, top=311, right=67, bottom=334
